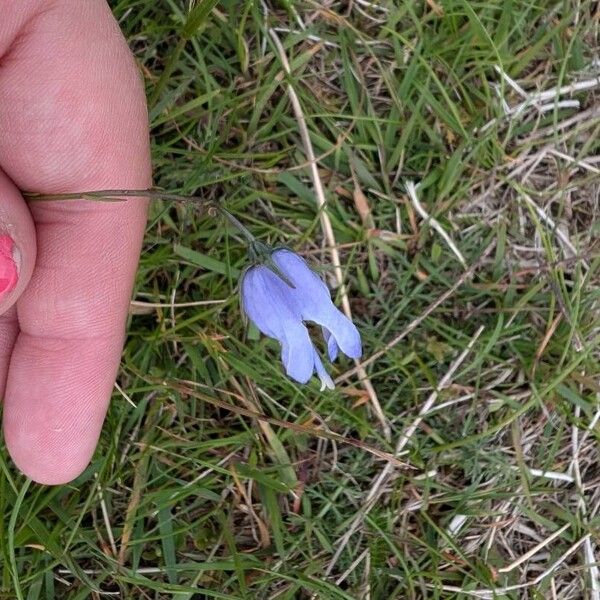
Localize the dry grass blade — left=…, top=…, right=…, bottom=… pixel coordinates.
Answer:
left=519, top=190, right=589, bottom=269
left=497, top=523, right=570, bottom=574
left=352, top=171, right=375, bottom=229
left=405, top=181, right=467, bottom=269
left=268, top=28, right=390, bottom=440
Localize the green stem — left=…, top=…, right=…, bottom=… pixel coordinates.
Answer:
left=216, top=208, right=256, bottom=244
left=24, top=188, right=200, bottom=204
left=24, top=188, right=258, bottom=245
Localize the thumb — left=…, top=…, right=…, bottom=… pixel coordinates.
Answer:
left=0, top=169, right=36, bottom=314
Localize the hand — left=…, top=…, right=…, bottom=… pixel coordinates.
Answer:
left=0, top=0, right=151, bottom=484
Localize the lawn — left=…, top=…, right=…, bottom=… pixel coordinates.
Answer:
left=2, top=0, right=600, bottom=598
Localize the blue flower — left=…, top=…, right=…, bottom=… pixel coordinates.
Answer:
left=241, top=249, right=362, bottom=390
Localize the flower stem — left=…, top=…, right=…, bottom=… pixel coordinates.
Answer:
left=216, top=208, right=256, bottom=244
left=24, top=188, right=201, bottom=204
left=24, top=187, right=258, bottom=246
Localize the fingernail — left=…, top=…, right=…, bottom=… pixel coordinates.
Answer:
left=0, top=235, right=18, bottom=294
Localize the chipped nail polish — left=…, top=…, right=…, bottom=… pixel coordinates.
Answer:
left=0, top=235, right=18, bottom=294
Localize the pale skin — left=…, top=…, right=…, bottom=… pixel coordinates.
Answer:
left=0, top=0, right=151, bottom=484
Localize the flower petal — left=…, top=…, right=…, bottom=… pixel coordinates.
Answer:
left=271, top=249, right=330, bottom=302
left=280, top=323, right=316, bottom=384
left=316, top=311, right=362, bottom=359
left=322, top=327, right=339, bottom=362
left=313, top=349, right=335, bottom=391
left=243, top=266, right=317, bottom=384
left=272, top=250, right=362, bottom=359
left=241, top=265, right=297, bottom=339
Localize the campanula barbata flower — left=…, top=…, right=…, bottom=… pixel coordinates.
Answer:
left=241, top=249, right=362, bottom=390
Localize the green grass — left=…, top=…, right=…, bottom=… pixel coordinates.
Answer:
left=3, top=0, right=600, bottom=597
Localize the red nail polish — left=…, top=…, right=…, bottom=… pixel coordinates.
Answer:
left=0, top=235, right=18, bottom=294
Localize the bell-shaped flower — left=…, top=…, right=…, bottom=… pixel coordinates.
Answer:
left=241, top=249, right=362, bottom=389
